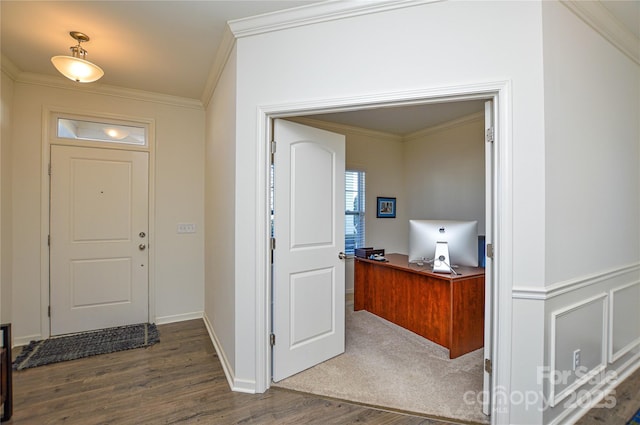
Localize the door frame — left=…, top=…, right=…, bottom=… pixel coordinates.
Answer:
left=256, top=81, right=513, bottom=424
left=40, top=107, right=156, bottom=340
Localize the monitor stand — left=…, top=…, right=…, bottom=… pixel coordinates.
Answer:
left=433, top=241, right=452, bottom=273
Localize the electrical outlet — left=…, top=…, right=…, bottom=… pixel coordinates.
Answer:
left=573, top=349, right=581, bottom=370
left=177, top=223, right=196, bottom=234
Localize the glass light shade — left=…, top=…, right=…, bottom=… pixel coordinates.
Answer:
left=51, top=55, right=104, bottom=83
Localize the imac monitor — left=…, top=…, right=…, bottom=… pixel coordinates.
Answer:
left=408, top=219, right=478, bottom=272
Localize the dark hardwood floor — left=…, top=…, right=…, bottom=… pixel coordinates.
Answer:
left=7, top=320, right=457, bottom=425
left=575, top=364, right=640, bottom=425
left=6, top=319, right=640, bottom=424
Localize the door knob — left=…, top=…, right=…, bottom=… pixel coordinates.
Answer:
left=338, top=252, right=347, bottom=260
left=139, top=244, right=146, bottom=250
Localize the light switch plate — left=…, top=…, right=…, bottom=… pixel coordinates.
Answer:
left=177, top=223, right=196, bottom=234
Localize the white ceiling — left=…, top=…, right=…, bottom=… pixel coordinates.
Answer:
left=2, top=1, right=638, bottom=135
left=1, top=1, right=318, bottom=99
left=304, top=100, right=487, bottom=136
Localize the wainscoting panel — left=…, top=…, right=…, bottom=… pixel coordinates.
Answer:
left=532, top=263, right=640, bottom=424
left=610, top=281, right=640, bottom=363
left=549, top=293, right=608, bottom=407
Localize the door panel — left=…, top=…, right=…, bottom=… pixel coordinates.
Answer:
left=71, top=258, right=132, bottom=306
left=71, top=159, right=133, bottom=241
left=50, top=145, right=149, bottom=335
left=272, top=119, right=345, bottom=382
left=290, top=267, right=335, bottom=347
left=291, top=143, right=334, bottom=247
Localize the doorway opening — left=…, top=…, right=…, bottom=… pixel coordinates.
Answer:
left=260, top=83, right=511, bottom=424
left=41, top=109, right=156, bottom=339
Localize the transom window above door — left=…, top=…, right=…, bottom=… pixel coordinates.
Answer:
left=57, top=118, right=147, bottom=146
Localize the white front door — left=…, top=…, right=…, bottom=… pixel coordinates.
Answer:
left=50, top=145, right=149, bottom=335
left=272, top=119, right=346, bottom=382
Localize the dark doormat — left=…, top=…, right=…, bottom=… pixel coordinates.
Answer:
left=13, top=323, right=159, bottom=370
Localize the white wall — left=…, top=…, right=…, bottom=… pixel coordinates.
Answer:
left=543, top=2, right=640, bottom=282
left=349, top=131, right=407, bottom=255
left=10, top=81, right=205, bottom=342
left=230, top=4, right=546, bottom=423
left=1, top=70, right=14, bottom=324
left=539, top=3, right=640, bottom=424
left=404, top=114, right=485, bottom=234
left=205, top=46, right=237, bottom=377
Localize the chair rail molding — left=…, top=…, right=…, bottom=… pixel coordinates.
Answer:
left=512, top=262, right=640, bottom=300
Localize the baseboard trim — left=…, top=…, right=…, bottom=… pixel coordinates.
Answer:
left=155, top=311, right=203, bottom=325
left=345, top=289, right=354, bottom=307
left=232, top=378, right=259, bottom=394
left=12, top=333, right=42, bottom=348
left=202, top=313, right=257, bottom=394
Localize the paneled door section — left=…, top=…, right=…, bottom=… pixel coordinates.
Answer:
left=272, top=119, right=346, bottom=382
left=50, top=145, right=149, bottom=335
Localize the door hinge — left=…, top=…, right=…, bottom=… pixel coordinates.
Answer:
left=485, top=358, right=492, bottom=374
left=48, top=163, right=52, bottom=176
left=271, top=237, right=276, bottom=251
left=270, top=333, right=276, bottom=346
left=48, top=235, right=50, bottom=246
left=48, top=305, right=51, bottom=318
left=486, top=243, right=494, bottom=259
left=486, top=127, right=494, bottom=143
left=270, top=140, right=276, bottom=164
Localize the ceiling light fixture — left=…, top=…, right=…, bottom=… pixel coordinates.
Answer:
left=104, top=128, right=129, bottom=140
left=51, top=31, right=104, bottom=83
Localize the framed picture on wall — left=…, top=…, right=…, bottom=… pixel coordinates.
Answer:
left=376, top=197, right=396, bottom=218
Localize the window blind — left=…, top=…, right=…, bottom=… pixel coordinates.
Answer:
left=345, top=170, right=365, bottom=255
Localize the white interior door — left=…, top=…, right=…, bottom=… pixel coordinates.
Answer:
left=50, top=145, right=149, bottom=335
left=272, top=119, right=346, bottom=382
left=483, top=100, right=495, bottom=415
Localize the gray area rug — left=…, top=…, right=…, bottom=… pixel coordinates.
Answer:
left=13, top=323, right=159, bottom=370
left=274, top=307, right=489, bottom=424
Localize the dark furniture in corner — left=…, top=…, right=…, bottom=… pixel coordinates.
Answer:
left=1, top=323, right=12, bottom=422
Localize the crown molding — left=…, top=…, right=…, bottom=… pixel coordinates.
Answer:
left=10, top=71, right=203, bottom=110
left=228, top=0, right=439, bottom=39
left=1, top=54, right=21, bottom=81
left=561, top=0, right=640, bottom=65
left=201, top=25, right=237, bottom=108
left=403, top=111, right=484, bottom=142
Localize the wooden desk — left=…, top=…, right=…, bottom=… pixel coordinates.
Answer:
left=354, top=253, right=484, bottom=359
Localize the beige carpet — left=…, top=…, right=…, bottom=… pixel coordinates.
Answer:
left=273, top=306, right=489, bottom=424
